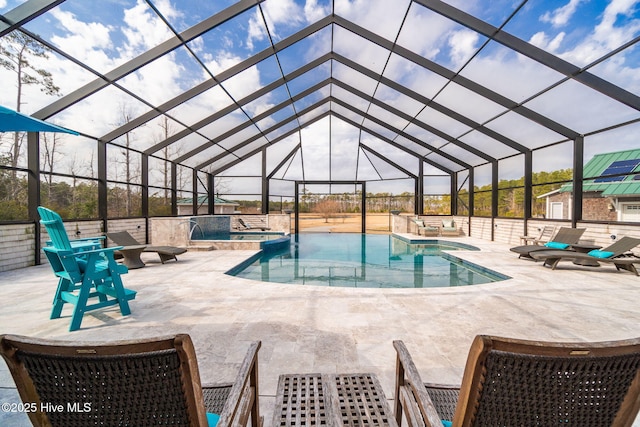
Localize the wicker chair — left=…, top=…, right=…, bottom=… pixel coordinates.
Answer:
left=0, top=334, right=261, bottom=427
left=393, top=335, right=640, bottom=427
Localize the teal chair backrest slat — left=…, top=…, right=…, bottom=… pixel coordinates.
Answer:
left=42, top=247, right=83, bottom=283
left=37, top=206, right=72, bottom=251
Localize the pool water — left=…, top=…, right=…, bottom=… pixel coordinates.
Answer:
left=227, top=233, right=509, bottom=288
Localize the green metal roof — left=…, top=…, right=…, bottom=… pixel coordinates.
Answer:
left=560, top=149, right=640, bottom=196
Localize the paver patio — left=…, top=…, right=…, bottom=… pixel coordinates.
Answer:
left=1, top=235, right=639, bottom=426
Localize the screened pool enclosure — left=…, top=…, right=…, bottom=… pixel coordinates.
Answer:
left=1, top=0, right=640, bottom=269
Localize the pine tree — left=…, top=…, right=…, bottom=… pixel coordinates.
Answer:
left=0, top=31, right=61, bottom=178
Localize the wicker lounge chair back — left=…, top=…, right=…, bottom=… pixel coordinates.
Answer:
left=394, top=336, right=640, bottom=427
left=107, top=230, right=187, bottom=263
left=549, top=226, right=586, bottom=244
left=0, top=334, right=262, bottom=427
left=106, top=230, right=140, bottom=246
left=599, top=236, right=640, bottom=257
left=238, top=217, right=271, bottom=230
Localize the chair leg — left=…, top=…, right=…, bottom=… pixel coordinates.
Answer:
left=106, top=258, right=132, bottom=316
left=158, top=253, right=177, bottom=264
left=542, top=257, right=561, bottom=269
left=615, top=262, right=638, bottom=276
left=69, top=277, right=94, bottom=331
left=51, top=278, right=70, bottom=320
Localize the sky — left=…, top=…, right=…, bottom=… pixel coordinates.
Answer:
left=0, top=0, right=639, bottom=196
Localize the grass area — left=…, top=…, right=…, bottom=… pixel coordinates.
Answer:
left=294, top=213, right=395, bottom=233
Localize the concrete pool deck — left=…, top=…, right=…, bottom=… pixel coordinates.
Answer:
left=1, top=234, right=639, bottom=425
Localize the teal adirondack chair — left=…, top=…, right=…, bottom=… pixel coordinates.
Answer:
left=38, top=206, right=136, bottom=331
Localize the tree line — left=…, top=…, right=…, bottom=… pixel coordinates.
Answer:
left=0, top=166, right=574, bottom=221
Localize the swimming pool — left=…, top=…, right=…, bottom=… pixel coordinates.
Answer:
left=227, top=233, right=509, bottom=288
left=190, top=231, right=289, bottom=251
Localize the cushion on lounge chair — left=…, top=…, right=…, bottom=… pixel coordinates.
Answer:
left=588, top=250, right=614, bottom=258
left=531, top=237, right=640, bottom=274
left=510, top=227, right=586, bottom=259
left=544, top=241, right=569, bottom=249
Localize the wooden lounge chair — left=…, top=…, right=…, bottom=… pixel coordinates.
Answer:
left=393, top=335, right=640, bottom=427
left=519, top=225, right=555, bottom=245
left=0, top=334, right=261, bottom=427
left=238, top=217, right=271, bottom=231
left=106, top=230, right=187, bottom=264
left=38, top=206, right=136, bottom=331
left=510, top=226, right=585, bottom=259
left=531, top=236, right=640, bottom=275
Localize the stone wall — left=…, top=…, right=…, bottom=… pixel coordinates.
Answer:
left=0, top=224, right=36, bottom=271
left=149, top=217, right=192, bottom=247
left=1, top=213, right=639, bottom=272
left=262, top=214, right=291, bottom=233
left=105, top=219, right=147, bottom=246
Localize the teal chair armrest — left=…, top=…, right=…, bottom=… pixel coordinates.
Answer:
left=73, top=246, right=124, bottom=256
left=74, top=236, right=106, bottom=242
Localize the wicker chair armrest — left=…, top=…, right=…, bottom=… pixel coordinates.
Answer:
left=217, top=341, right=261, bottom=427
left=393, top=340, right=446, bottom=427
left=423, top=383, right=460, bottom=422
left=202, top=383, right=234, bottom=414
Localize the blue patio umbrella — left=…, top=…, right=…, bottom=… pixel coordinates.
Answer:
left=0, top=105, right=79, bottom=135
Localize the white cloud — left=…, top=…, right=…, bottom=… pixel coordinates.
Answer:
left=541, top=0, right=584, bottom=27
left=593, top=0, right=640, bottom=49
left=544, top=0, right=640, bottom=67
left=529, top=31, right=565, bottom=53
left=395, top=2, right=455, bottom=63
left=119, top=54, right=184, bottom=105
left=49, top=9, right=114, bottom=69
left=246, top=15, right=266, bottom=50
left=247, top=0, right=305, bottom=49
left=336, top=0, right=411, bottom=41
left=263, top=0, right=305, bottom=29
left=121, top=0, right=175, bottom=55
left=448, top=29, right=479, bottom=67
left=304, top=0, right=329, bottom=22
left=0, top=0, right=8, bottom=9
